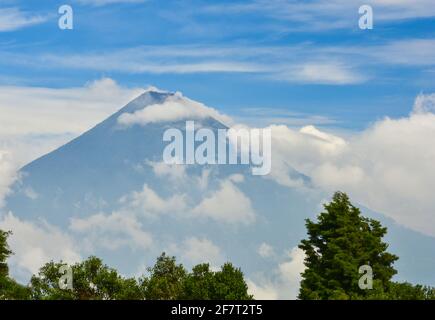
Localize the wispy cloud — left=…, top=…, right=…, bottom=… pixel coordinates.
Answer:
left=235, top=108, right=338, bottom=127
left=76, top=0, right=148, bottom=6
left=1, top=38, right=434, bottom=86
left=1, top=44, right=367, bottom=85
left=0, top=7, right=46, bottom=32
left=200, top=0, right=435, bottom=31
left=272, top=62, right=366, bottom=85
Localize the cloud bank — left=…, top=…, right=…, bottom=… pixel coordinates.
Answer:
left=0, top=212, right=81, bottom=280
left=269, top=93, right=435, bottom=236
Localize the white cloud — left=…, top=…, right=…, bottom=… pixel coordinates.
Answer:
left=248, top=247, right=306, bottom=299
left=0, top=78, right=143, bottom=137
left=0, top=79, right=145, bottom=213
left=277, top=63, right=365, bottom=85
left=77, top=0, right=148, bottom=6
left=69, top=211, right=153, bottom=251
left=33, top=49, right=264, bottom=75
left=120, top=183, right=187, bottom=218
left=235, top=107, right=337, bottom=127
left=246, top=280, right=279, bottom=300
left=192, top=175, right=256, bottom=225
left=0, top=151, right=18, bottom=207
left=278, top=247, right=306, bottom=287
left=352, top=39, right=435, bottom=67
left=118, top=92, right=232, bottom=126
left=268, top=93, right=435, bottom=236
left=0, top=78, right=144, bottom=171
left=0, top=7, right=46, bottom=32
left=147, top=161, right=212, bottom=192
left=0, top=133, right=77, bottom=171
left=0, top=212, right=81, bottom=279
left=413, top=92, right=435, bottom=114
left=23, top=187, right=38, bottom=200
left=5, top=39, right=435, bottom=85
left=265, top=124, right=346, bottom=188
left=196, top=168, right=211, bottom=191
left=170, top=237, right=225, bottom=269
left=115, top=172, right=255, bottom=226
left=202, top=0, right=435, bottom=31
left=3, top=45, right=367, bottom=85
left=258, top=242, right=275, bottom=258
left=147, top=160, right=188, bottom=182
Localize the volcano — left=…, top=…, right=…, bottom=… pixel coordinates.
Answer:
left=4, top=89, right=435, bottom=298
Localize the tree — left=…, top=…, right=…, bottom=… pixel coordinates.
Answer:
left=0, top=230, right=12, bottom=279
left=211, top=263, right=253, bottom=300
left=181, top=263, right=215, bottom=299
left=0, top=230, right=30, bottom=300
left=29, top=252, right=253, bottom=300
left=298, top=192, right=398, bottom=300
left=141, top=253, right=253, bottom=300
left=30, top=256, right=142, bottom=300
left=181, top=263, right=253, bottom=300
left=386, top=282, right=435, bottom=300
left=140, top=252, right=187, bottom=300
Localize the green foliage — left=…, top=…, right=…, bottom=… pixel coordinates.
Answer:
left=27, top=252, right=252, bottom=300
left=30, top=256, right=142, bottom=300
left=298, top=192, right=399, bottom=300
left=181, top=263, right=253, bottom=300
left=211, top=263, right=253, bottom=300
left=0, top=277, right=31, bottom=300
left=386, top=282, right=435, bottom=300
left=140, top=252, right=187, bottom=300
left=141, top=253, right=253, bottom=300
left=0, top=230, right=12, bottom=278
left=181, top=263, right=215, bottom=299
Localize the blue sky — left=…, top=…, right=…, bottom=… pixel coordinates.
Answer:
left=1, top=0, right=435, bottom=130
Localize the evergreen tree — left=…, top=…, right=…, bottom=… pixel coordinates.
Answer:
left=0, top=230, right=11, bottom=279
left=298, top=192, right=398, bottom=299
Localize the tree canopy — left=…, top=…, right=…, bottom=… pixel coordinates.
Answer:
left=0, top=249, right=252, bottom=300
left=297, top=191, right=435, bottom=300
left=30, top=256, right=142, bottom=300
left=141, top=253, right=252, bottom=300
